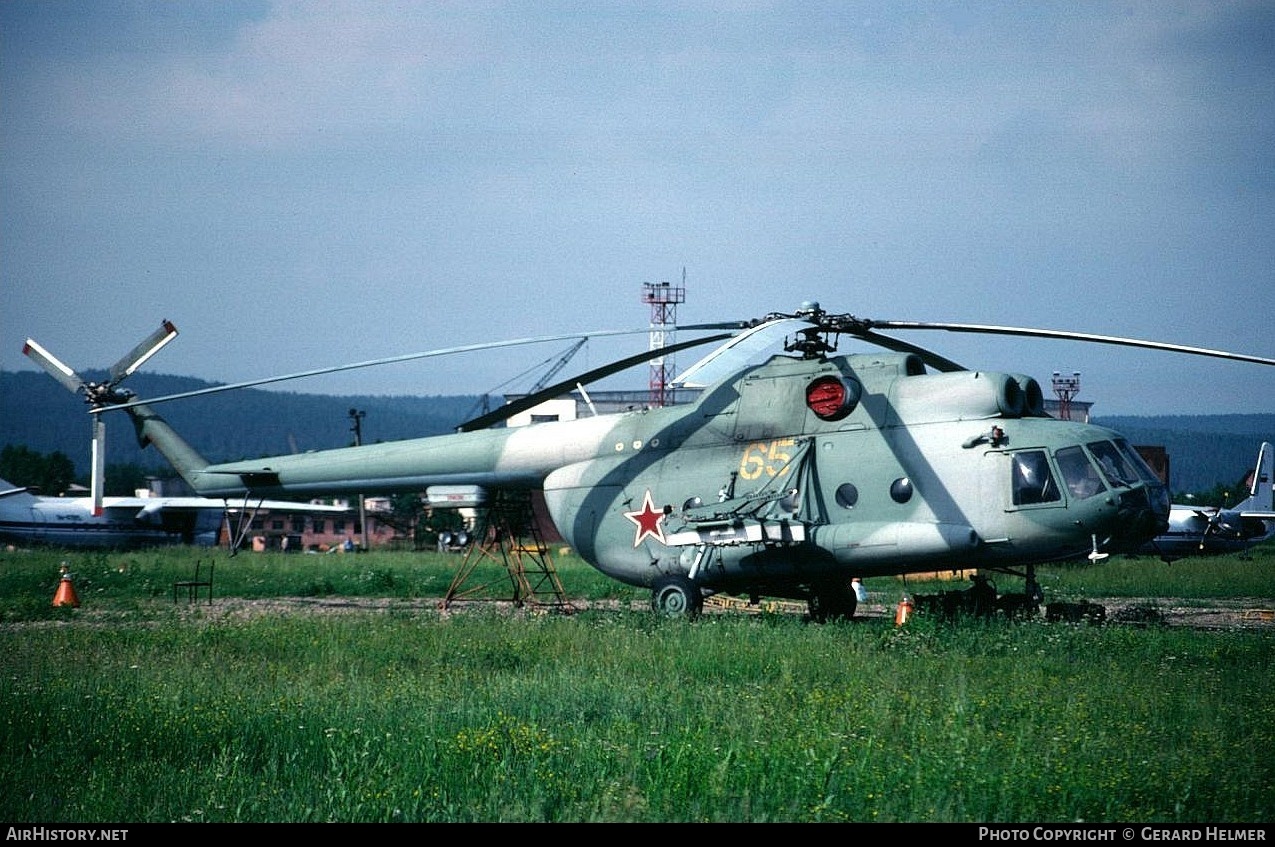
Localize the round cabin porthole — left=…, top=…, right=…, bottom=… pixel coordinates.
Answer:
left=835, top=483, right=859, bottom=509
left=890, top=477, right=914, bottom=504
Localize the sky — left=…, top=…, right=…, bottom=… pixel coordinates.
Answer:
left=3, top=1, right=1274, bottom=417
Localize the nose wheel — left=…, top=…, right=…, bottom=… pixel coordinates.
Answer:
left=651, top=574, right=704, bottom=618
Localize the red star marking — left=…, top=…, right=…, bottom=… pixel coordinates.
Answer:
left=624, top=490, right=667, bottom=547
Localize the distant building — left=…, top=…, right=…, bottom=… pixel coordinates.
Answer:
left=143, top=473, right=414, bottom=551
left=227, top=499, right=406, bottom=552
left=1042, top=398, right=1093, bottom=423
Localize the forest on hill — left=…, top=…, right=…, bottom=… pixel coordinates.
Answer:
left=2, top=369, right=1271, bottom=497
left=1, top=370, right=481, bottom=477
left=1090, top=414, right=1274, bottom=498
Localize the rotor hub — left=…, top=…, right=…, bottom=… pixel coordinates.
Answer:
left=83, top=383, right=135, bottom=409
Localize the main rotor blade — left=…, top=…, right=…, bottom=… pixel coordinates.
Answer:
left=22, top=338, right=86, bottom=395
left=93, top=327, right=694, bottom=413
left=108, top=319, right=178, bottom=384
left=849, top=329, right=967, bottom=373
left=868, top=321, right=1275, bottom=367
left=457, top=332, right=734, bottom=432
left=673, top=320, right=760, bottom=331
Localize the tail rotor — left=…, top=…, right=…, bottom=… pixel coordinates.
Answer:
left=22, top=320, right=178, bottom=514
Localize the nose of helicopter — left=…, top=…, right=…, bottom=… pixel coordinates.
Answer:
left=1105, top=485, right=1171, bottom=552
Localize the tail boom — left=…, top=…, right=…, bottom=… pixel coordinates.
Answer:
left=125, top=402, right=633, bottom=499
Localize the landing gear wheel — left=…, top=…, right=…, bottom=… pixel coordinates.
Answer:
left=1026, top=564, right=1044, bottom=607
left=808, top=579, right=859, bottom=623
left=651, top=575, right=703, bottom=618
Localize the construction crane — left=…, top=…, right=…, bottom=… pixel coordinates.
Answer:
left=529, top=337, right=588, bottom=392
left=467, top=338, right=589, bottom=421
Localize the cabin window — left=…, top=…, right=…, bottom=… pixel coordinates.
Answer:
left=313, top=520, right=325, bottom=534
left=1055, top=446, right=1104, bottom=500
left=889, top=477, right=913, bottom=504
left=836, top=483, right=859, bottom=508
left=1011, top=451, right=1060, bottom=505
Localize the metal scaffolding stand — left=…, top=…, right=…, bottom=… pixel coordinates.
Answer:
left=440, top=491, right=577, bottom=613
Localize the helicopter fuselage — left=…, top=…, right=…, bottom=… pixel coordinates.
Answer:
left=539, top=351, right=1168, bottom=600
left=130, top=349, right=1169, bottom=610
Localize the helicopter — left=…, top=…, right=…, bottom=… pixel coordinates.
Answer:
left=23, top=302, right=1275, bottom=619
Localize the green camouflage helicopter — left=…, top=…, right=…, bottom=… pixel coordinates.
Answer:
left=24, top=303, right=1275, bottom=618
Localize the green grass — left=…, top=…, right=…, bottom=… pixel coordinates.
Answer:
left=1, top=543, right=1272, bottom=822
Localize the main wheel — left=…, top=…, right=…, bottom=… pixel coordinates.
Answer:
left=807, top=579, right=858, bottom=622
left=651, top=575, right=703, bottom=618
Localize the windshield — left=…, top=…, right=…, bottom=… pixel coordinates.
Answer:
left=1055, top=445, right=1105, bottom=500
left=1114, top=438, right=1165, bottom=485
left=1088, top=440, right=1142, bottom=488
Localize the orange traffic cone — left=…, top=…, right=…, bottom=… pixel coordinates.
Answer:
left=52, top=564, right=80, bottom=608
left=894, top=595, right=913, bottom=626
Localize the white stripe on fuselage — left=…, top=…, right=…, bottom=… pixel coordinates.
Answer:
left=497, top=412, right=634, bottom=476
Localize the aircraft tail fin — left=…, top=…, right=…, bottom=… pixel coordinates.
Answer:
left=124, top=403, right=214, bottom=493
left=1231, top=441, right=1274, bottom=515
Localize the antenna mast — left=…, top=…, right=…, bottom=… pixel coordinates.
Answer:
left=642, top=270, right=686, bottom=407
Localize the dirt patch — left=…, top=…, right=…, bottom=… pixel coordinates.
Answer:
left=1096, top=598, right=1275, bottom=631
left=11, top=594, right=1275, bottom=632
left=863, top=596, right=1275, bottom=631
left=199, top=594, right=1275, bottom=631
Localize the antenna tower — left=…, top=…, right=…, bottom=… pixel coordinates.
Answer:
left=1052, top=371, right=1081, bottom=421
left=642, top=270, right=686, bottom=407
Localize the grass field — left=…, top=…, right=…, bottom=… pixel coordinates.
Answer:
left=1, top=543, right=1272, bottom=823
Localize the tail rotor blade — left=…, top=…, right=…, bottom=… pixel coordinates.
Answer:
left=90, top=416, right=106, bottom=516
left=22, top=338, right=86, bottom=395
left=108, top=319, right=178, bottom=384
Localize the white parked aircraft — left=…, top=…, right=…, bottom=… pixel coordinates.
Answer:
left=0, top=478, right=349, bottom=550
left=1144, top=441, right=1275, bottom=559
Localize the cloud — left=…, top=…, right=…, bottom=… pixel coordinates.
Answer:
left=3, top=2, right=1272, bottom=413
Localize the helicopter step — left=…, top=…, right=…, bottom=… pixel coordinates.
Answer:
left=665, top=517, right=806, bottom=548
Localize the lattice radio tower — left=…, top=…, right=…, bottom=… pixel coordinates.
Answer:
left=1052, top=371, right=1081, bottom=421
left=643, top=271, right=686, bottom=407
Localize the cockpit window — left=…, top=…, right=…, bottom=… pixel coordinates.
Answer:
left=1055, top=445, right=1104, bottom=500
left=1114, top=438, right=1164, bottom=485
left=1012, top=450, right=1061, bottom=505
left=1088, top=440, right=1140, bottom=488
